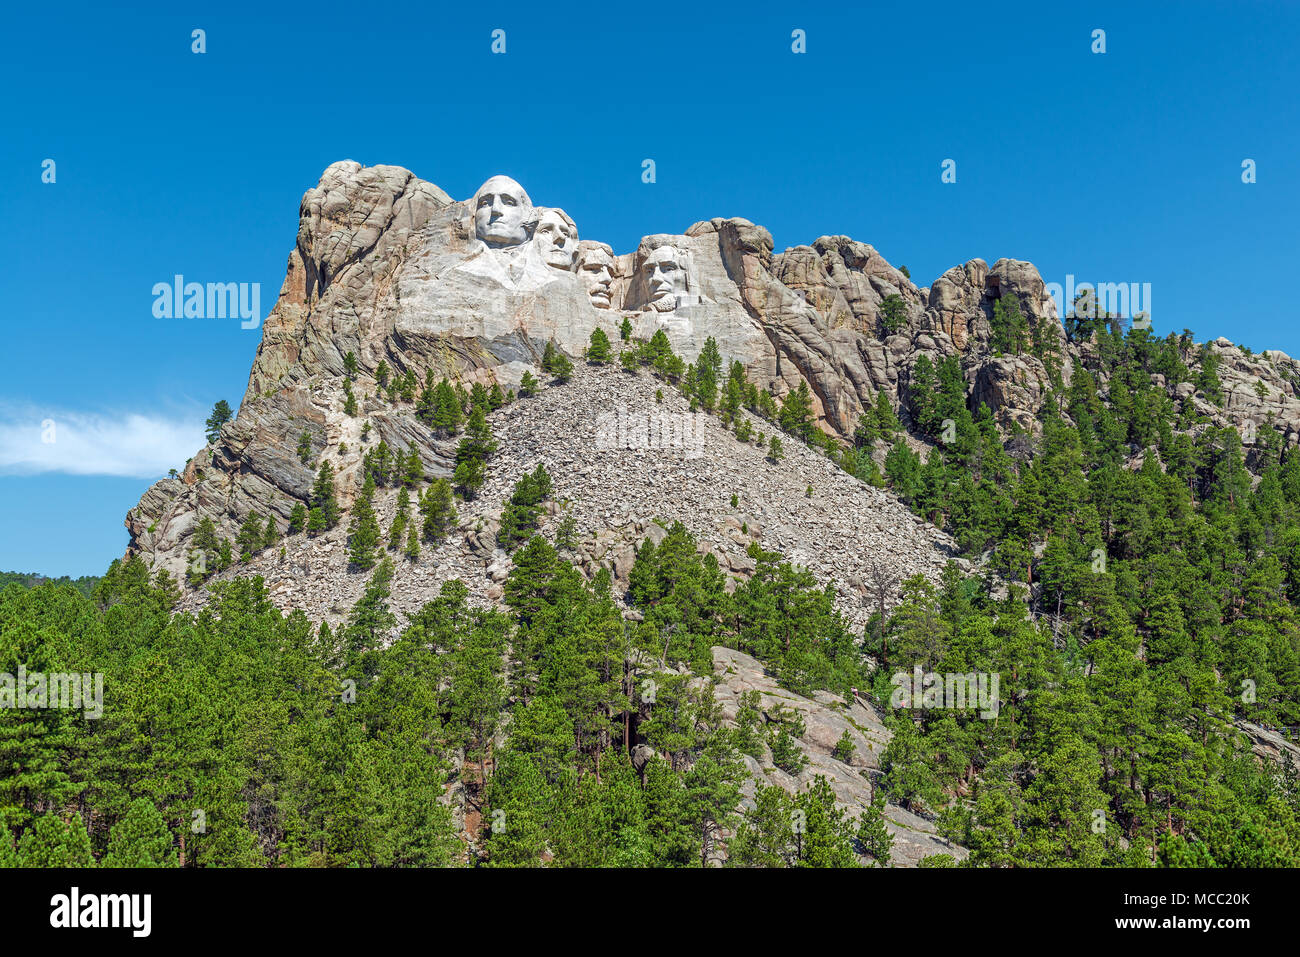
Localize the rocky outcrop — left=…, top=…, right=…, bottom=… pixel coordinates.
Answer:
left=126, top=159, right=1300, bottom=590
left=713, top=646, right=967, bottom=866
left=171, top=362, right=965, bottom=635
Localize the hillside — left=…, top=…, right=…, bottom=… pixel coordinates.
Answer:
left=4, top=161, right=1298, bottom=870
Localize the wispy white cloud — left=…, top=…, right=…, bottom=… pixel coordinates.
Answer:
left=0, top=405, right=206, bottom=478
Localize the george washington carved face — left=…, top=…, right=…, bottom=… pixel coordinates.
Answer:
left=472, top=175, right=532, bottom=247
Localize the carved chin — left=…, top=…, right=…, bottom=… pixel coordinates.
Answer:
left=646, top=296, right=677, bottom=313
left=481, top=228, right=526, bottom=246
left=588, top=291, right=611, bottom=308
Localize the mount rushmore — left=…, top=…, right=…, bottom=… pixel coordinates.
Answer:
left=125, top=160, right=1300, bottom=583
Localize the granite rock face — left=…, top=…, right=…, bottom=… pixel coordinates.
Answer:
left=712, top=646, right=967, bottom=867
left=126, top=159, right=1300, bottom=589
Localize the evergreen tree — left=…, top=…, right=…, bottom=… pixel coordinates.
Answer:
left=262, top=514, right=280, bottom=550
left=420, top=479, right=458, bottom=541
left=15, top=814, right=95, bottom=867
left=102, top=798, right=177, bottom=867
left=236, top=512, right=265, bottom=562
left=587, top=328, right=613, bottom=363
left=347, top=482, right=382, bottom=570
left=878, top=294, right=908, bottom=336
left=205, top=400, right=234, bottom=444
left=310, top=461, right=340, bottom=530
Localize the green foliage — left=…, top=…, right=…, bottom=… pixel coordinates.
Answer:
left=498, top=465, right=553, bottom=551
left=419, top=479, right=457, bottom=542
left=453, top=404, right=497, bottom=499
left=103, top=798, right=177, bottom=867
left=205, top=400, right=234, bottom=444
left=310, top=462, right=340, bottom=532
left=287, top=502, right=308, bottom=535
left=542, top=341, right=574, bottom=382
left=587, top=327, right=613, bottom=363
left=878, top=294, right=908, bottom=335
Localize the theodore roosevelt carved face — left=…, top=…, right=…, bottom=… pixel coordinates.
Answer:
left=578, top=243, right=616, bottom=307
left=472, top=175, right=532, bottom=247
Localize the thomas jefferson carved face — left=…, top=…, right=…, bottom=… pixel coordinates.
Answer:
left=645, top=245, right=689, bottom=308
left=472, top=175, right=532, bottom=247
left=533, top=208, right=578, bottom=270
left=578, top=244, right=616, bottom=308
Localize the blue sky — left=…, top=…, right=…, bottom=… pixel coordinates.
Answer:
left=2, top=0, right=1297, bottom=577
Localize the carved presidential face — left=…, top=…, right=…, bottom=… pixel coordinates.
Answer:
left=578, top=245, right=616, bottom=308
left=645, top=245, right=689, bottom=307
left=473, top=175, right=532, bottom=247
left=533, top=208, right=578, bottom=270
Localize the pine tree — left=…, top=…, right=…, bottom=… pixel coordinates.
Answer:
left=348, top=494, right=382, bottom=570
left=388, top=486, right=411, bottom=550
left=549, top=347, right=574, bottom=383
left=343, top=351, right=359, bottom=379
left=262, top=515, right=280, bottom=550
left=297, top=429, right=313, bottom=465
left=520, top=371, right=539, bottom=396
left=205, top=400, right=234, bottom=444
left=878, top=293, right=909, bottom=336
left=856, top=790, right=893, bottom=867
left=102, top=798, right=177, bottom=867
left=402, top=448, right=424, bottom=488
left=696, top=336, right=722, bottom=411
left=310, top=462, right=340, bottom=529
left=190, top=516, right=220, bottom=581
left=587, top=328, right=613, bottom=363
left=420, top=479, right=457, bottom=541
left=236, top=512, right=265, bottom=562
left=767, top=435, right=784, bottom=463
left=287, top=502, right=308, bottom=535
left=16, top=814, right=95, bottom=867
left=779, top=380, right=814, bottom=440
left=620, top=316, right=633, bottom=341
left=431, top=379, right=463, bottom=435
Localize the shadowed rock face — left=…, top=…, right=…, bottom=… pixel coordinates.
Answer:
left=126, top=160, right=1300, bottom=583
